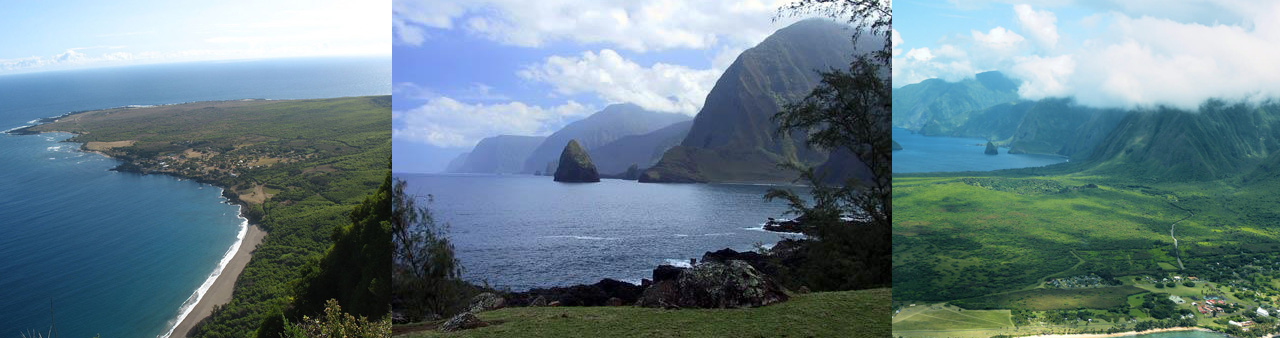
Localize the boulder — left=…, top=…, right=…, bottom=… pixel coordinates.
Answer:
left=702, top=248, right=764, bottom=265
left=676, top=260, right=789, bottom=308
left=637, top=260, right=788, bottom=309
left=702, top=248, right=771, bottom=276
left=635, top=280, right=680, bottom=308
left=439, top=312, right=487, bottom=332
left=468, top=292, right=505, bottom=313
left=652, top=264, right=686, bottom=282
left=553, top=139, right=600, bottom=182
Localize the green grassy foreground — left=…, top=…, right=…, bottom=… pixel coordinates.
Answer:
left=893, top=170, right=1280, bottom=336
left=396, top=288, right=891, bottom=337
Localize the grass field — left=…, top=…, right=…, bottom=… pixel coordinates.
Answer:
left=892, top=169, right=1280, bottom=336
left=893, top=304, right=1013, bottom=331
left=953, top=286, right=1147, bottom=311
left=395, top=289, right=891, bottom=338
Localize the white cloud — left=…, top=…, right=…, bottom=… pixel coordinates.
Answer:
left=905, top=48, right=934, bottom=62
left=971, top=27, right=1026, bottom=54
left=891, top=29, right=903, bottom=57
left=1013, top=4, right=1059, bottom=49
left=518, top=49, right=722, bottom=115
left=1048, top=9, right=1280, bottom=108
left=392, top=0, right=799, bottom=52
left=393, top=97, right=592, bottom=148
left=1010, top=54, right=1074, bottom=99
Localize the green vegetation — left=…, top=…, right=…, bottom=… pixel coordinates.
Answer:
left=552, top=139, right=600, bottom=183
left=643, top=19, right=866, bottom=183
left=891, top=94, right=1280, bottom=336
left=282, top=299, right=391, bottom=338
left=953, top=286, right=1146, bottom=311
left=29, top=96, right=391, bottom=337
left=893, top=305, right=1013, bottom=332
left=395, top=289, right=890, bottom=338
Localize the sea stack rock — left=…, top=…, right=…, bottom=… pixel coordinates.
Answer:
left=554, top=139, right=600, bottom=182
left=984, top=141, right=999, bottom=155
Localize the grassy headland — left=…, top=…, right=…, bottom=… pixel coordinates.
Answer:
left=20, top=96, right=391, bottom=337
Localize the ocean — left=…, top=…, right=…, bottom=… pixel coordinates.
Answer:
left=395, top=174, right=808, bottom=291
left=893, top=127, right=1069, bottom=173
left=0, top=57, right=389, bottom=337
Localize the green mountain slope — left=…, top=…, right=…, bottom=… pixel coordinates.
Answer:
left=892, top=71, right=1021, bottom=131
left=1084, top=100, right=1280, bottom=181
left=590, top=120, right=692, bottom=175
left=644, top=19, right=868, bottom=183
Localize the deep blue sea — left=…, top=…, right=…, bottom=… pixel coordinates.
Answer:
left=892, top=127, right=1069, bottom=173
left=0, top=57, right=389, bottom=337
left=395, top=174, right=807, bottom=291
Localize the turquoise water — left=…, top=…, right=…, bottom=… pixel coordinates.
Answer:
left=396, top=174, right=808, bottom=291
left=893, top=127, right=1069, bottom=173
left=1120, top=329, right=1228, bottom=337
left=0, top=57, right=389, bottom=337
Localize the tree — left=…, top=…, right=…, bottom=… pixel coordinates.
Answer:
left=762, top=0, right=892, bottom=291
left=392, top=179, right=470, bottom=321
left=771, top=0, right=892, bottom=228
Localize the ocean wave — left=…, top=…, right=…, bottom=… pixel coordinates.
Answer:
left=663, top=259, right=693, bottom=268
left=3, top=124, right=32, bottom=133
left=540, top=235, right=618, bottom=241
left=160, top=199, right=248, bottom=338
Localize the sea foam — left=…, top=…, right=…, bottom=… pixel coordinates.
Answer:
left=159, top=196, right=248, bottom=338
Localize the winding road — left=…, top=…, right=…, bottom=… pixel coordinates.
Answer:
left=1167, top=202, right=1194, bottom=270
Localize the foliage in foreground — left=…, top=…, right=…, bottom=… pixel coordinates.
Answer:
left=392, top=179, right=480, bottom=322
left=764, top=0, right=892, bottom=291
left=283, top=299, right=391, bottom=338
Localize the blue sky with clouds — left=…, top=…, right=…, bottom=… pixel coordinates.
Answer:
left=0, top=0, right=387, bottom=75
left=392, top=0, right=828, bottom=173
left=894, top=0, right=1280, bottom=110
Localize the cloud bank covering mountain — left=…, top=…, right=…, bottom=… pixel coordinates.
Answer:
left=893, top=1, right=1280, bottom=110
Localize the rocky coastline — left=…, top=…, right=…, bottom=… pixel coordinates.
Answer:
left=433, top=241, right=810, bottom=332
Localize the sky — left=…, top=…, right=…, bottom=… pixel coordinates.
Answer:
left=0, top=0, right=388, bottom=75
left=391, top=0, right=828, bottom=173
left=893, top=0, right=1280, bottom=110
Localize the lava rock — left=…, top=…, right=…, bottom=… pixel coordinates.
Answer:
left=553, top=139, right=600, bottom=182
left=439, top=312, right=487, bottom=332
left=637, top=260, right=788, bottom=309
left=468, top=292, right=505, bottom=313
left=653, top=264, right=687, bottom=282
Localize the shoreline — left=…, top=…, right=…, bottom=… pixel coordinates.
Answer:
left=1017, top=327, right=1217, bottom=338
left=14, top=118, right=268, bottom=338
left=167, top=220, right=266, bottom=338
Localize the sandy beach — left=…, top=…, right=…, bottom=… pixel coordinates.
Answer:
left=171, top=224, right=267, bottom=338
left=1020, top=327, right=1215, bottom=338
